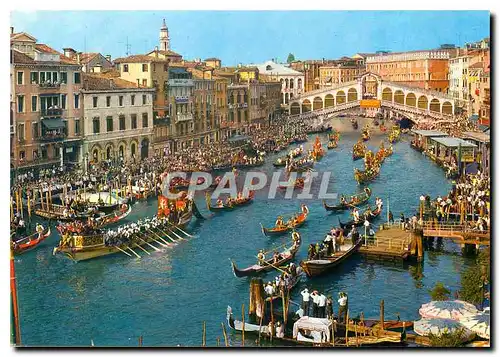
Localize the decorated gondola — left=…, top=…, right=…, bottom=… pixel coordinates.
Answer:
left=205, top=191, right=254, bottom=211
left=34, top=203, right=104, bottom=222
left=56, top=204, right=132, bottom=234
left=230, top=239, right=301, bottom=278
left=327, top=141, right=338, bottom=149
left=352, top=140, right=367, bottom=161
left=273, top=156, right=289, bottom=167
left=261, top=212, right=307, bottom=236
left=388, top=126, right=401, bottom=143
left=323, top=187, right=371, bottom=212
left=12, top=227, right=51, bottom=255
left=338, top=205, right=382, bottom=229
left=361, top=128, right=371, bottom=141
left=354, top=165, right=380, bottom=184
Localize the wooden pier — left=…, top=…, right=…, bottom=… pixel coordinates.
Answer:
left=358, top=224, right=422, bottom=261
left=421, top=221, right=490, bottom=246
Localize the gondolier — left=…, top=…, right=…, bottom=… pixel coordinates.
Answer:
left=301, top=204, right=309, bottom=215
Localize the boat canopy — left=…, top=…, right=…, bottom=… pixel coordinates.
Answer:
left=293, top=316, right=332, bottom=343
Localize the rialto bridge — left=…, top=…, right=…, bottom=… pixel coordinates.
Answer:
left=287, top=73, right=456, bottom=124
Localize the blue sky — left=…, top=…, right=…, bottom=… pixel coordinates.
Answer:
left=10, top=11, right=490, bottom=66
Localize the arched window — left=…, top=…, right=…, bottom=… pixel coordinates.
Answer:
left=297, top=78, right=302, bottom=89
left=289, top=79, right=294, bottom=89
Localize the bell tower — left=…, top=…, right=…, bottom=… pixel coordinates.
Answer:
left=160, top=18, right=170, bottom=52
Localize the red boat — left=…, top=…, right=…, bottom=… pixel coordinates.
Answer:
left=12, top=227, right=51, bottom=255
left=56, top=204, right=132, bottom=234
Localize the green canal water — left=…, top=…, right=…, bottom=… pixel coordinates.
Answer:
left=14, top=123, right=478, bottom=346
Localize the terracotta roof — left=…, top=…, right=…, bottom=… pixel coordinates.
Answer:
left=10, top=32, right=37, bottom=42
left=35, top=43, right=60, bottom=55
left=11, top=49, right=35, bottom=64
left=468, top=62, right=485, bottom=69
left=205, top=57, right=220, bottom=61
left=78, top=52, right=98, bottom=64
left=82, top=73, right=148, bottom=90
left=147, top=49, right=182, bottom=58
left=114, top=54, right=168, bottom=64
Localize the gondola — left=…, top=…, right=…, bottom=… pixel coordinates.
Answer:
left=287, top=161, right=314, bottom=173
left=362, top=131, right=371, bottom=142
left=261, top=212, right=307, bottom=236
left=354, top=166, right=380, bottom=184
left=56, top=204, right=132, bottom=234
left=273, top=156, right=289, bottom=167
left=265, top=271, right=304, bottom=303
left=338, top=205, right=382, bottom=230
left=323, top=188, right=371, bottom=212
left=35, top=203, right=105, bottom=222
left=300, top=237, right=362, bottom=278
left=351, top=118, right=359, bottom=130
left=230, top=240, right=301, bottom=278
left=327, top=141, right=338, bottom=149
left=205, top=191, right=254, bottom=211
left=12, top=227, right=51, bottom=255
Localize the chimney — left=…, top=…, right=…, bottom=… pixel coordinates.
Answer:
left=63, top=48, right=76, bottom=59
left=10, top=27, right=14, bottom=35
left=154, top=46, right=159, bottom=58
left=76, top=52, right=81, bottom=64
left=105, top=54, right=111, bottom=62
left=238, top=63, right=242, bottom=68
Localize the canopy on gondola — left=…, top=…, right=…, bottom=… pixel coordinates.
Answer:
left=293, top=316, right=332, bottom=343
left=418, top=300, right=478, bottom=321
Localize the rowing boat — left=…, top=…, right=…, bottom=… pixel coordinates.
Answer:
left=354, top=166, right=380, bottom=184
left=261, top=212, right=307, bottom=236
left=323, top=188, right=371, bottom=212
left=56, top=204, right=132, bottom=234
left=300, top=238, right=362, bottom=278
left=12, top=227, right=51, bottom=255
left=327, top=141, right=338, bottom=149
left=205, top=191, right=254, bottom=211
left=230, top=240, right=301, bottom=278
left=338, top=205, right=382, bottom=229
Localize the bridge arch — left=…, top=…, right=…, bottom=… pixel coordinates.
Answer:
left=325, top=94, right=334, bottom=108
left=290, top=102, right=300, bottom=115
left=336, top=90, right=346, bottom=105
left=429, top=98, right=440, bottom=113
left=347, top=88, right=358, bottom=102
left=382, top=87, right=393, bottom=101
left=394, top=90, right=404, bottom=104
left=418, top=95, right=428, bottom=110
left=405, top=93, right=417, bottom=107
left=442, top=101, right=453, bottom=115
left=313, top=97, right=323, bottom=111
left=302, top=99, right=312, bottom=113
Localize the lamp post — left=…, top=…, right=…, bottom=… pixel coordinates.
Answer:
left=84, top=153, right=89, bottom=175
left=364, top=220, right=370, bottom=246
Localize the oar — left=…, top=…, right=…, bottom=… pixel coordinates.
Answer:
left=171, top=224, right=194, bottom=238
left=262, top=241, right=290, bottom=255
left=134, top=243, right=151, bottom=255
left=147, top=228, right=174, bottom=245
left=156, top=225, right=184, bottom=241
left=136, top=236, right=162, bottom=251
left=127, top=246, right=141, bottom=258
left=115, top=245, right=132, bottom=257
left=165, top=226, right=185, bottom=240
left=255, top=255, right=288, bottom=274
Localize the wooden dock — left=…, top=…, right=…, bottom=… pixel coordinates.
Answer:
left=421, top=221, right=490, bottom=246
left=358, top=224, right=420, bottom=261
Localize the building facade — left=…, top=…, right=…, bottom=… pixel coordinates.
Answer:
left=11, top=29, right=83, bottom=172
left=225, top=84, right=249, bottom=136
left=366, top=50, right=450, bottom=91
left=318, top=62, right=364, bottom=88
left=81, top=74, right=155, bottom=163
left=251, top=60, right=304, bottom=106
left=448, top=54, right=471, bottom=109
left=62, top=48, right=113, bottom=73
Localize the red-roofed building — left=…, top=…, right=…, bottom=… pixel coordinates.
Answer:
left=10, top=27, right=84, bottom=171
left=62, top=48, right=113, bottom=73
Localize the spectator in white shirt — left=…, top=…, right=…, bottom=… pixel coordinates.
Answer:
left=318, top=293, right=327, bottom=318
left=300, top=288, right=310, bottom=317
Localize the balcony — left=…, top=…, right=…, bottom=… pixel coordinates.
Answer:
left=41, top=108, right=63, bottom=118
left=39, top=131, right=66, bottom=143
left=175, top=113, right=194, bottom=123
left=39, top=82, right=62, bottom=88
left=154, top=116, right=171, bottom=126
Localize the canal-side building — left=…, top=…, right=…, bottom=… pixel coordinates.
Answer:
left=251, top=60, right=304, bottom=106
left=11, top=28, right=83, bottom=172
left=366, top=50, right=451, bottom=92
left=226, top=84, right=249, bottom=136
left=62, top=48, right=113, bottom=73
left=318, top=58, right=365, bottom=89
left=448, top=53, right=471, bottom=112
left=191, top=68, right=217, bottom=145
left=81, top=73, right=155, bottom=162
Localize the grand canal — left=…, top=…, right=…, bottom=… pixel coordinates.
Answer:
left=15, top=119, right=478, bottom=347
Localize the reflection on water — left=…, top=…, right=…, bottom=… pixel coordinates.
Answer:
left=15, top=129, right=479, bottom=346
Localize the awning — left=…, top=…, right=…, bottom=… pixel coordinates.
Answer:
left=42, top=118, right=64, bottom=129
left=469, top=114, right=479, bottom=122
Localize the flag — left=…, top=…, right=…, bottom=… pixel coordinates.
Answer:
left=157, top=195, right=170, bottom=217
